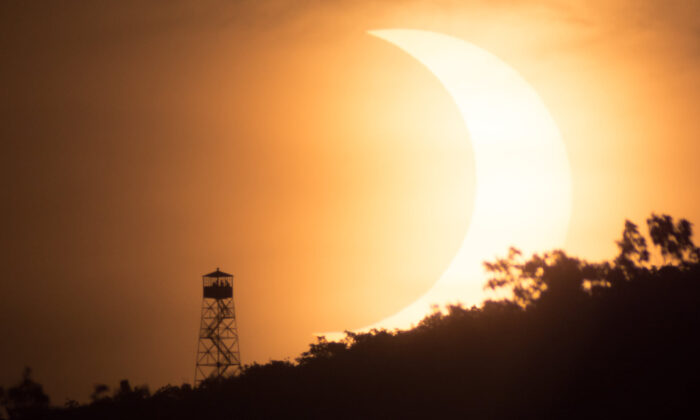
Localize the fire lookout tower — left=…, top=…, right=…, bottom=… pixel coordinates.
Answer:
left=195, top=268, right=241, bottom=385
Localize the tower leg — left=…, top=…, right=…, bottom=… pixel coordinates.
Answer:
left=195, top=296, right=241, bottom=386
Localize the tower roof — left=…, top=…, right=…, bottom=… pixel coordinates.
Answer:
left=203, top=268, right=232, bottom=278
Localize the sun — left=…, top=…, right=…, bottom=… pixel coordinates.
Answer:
left=321, top=29, right=571, bottom=339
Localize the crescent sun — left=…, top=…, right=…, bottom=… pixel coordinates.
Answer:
left=326, top=29, right=572, bottom=338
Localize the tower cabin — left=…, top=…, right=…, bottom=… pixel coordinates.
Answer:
left=202, top=268, right=233, bottom=300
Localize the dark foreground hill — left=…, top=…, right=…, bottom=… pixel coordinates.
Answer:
left=3, top=214, right=700, bottom=419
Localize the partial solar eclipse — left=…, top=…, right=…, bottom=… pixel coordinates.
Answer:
left=327, top=29, right=572, bottom=337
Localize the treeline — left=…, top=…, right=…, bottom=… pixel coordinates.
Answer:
left=2, top=214, right=700, bottom=419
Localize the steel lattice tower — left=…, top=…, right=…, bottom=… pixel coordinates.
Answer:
left=195, top=268, right=241, bottom=386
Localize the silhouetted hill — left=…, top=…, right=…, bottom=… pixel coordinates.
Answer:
left=3, top=214, right=700, bottom=419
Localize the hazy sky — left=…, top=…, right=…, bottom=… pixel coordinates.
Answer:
left=1, top=0, right=699, bottom=402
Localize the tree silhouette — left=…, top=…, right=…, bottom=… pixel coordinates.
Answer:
left=112, top=380, right=149, bottom=403
left=4, top=213, right=700, bottom=419
left=0, top=368, right=49, bottom=420
left=484, top=247, right=593, bottom=307
left=647, top=213, right=700, bottom=264
left=89, top=384, right=109, bottom=403
left=615, top=219, right=650, bottom=274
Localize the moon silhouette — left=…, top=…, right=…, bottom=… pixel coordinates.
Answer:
left=326, top=29, right=572, bottom=337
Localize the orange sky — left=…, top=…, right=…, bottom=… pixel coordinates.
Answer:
left=1, top=0, right=699, bottom=402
